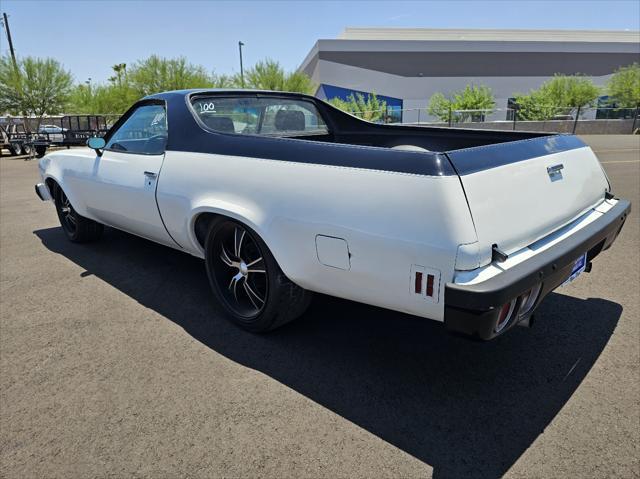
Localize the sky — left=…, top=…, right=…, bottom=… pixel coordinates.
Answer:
left=1, top=0, right=639, bottom=84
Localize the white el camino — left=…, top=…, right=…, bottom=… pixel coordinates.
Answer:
left=35, top=90, right=630, bottom=340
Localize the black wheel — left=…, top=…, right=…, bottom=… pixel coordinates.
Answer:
left=23, top=144, right=32, bottom=156
left=204, top=218, right=312, bottom=332
left=9, top=143, right=22, bottom=156
left=54, top=186, right=104, bottom=243
left=35, top=145, right=47, bottom=158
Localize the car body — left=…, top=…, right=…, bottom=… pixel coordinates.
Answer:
left=35, top=89, right=630, bottom=339
left=39, top=124, right=65, bottom=133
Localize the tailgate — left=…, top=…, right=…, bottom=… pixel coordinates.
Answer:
left=447, top=135, right=609, bottom=260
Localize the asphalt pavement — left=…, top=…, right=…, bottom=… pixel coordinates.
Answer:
left=0, top=135, right=638, bottom=478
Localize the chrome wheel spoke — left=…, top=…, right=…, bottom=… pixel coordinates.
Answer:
left=220, top=245, right=240, bottom=268
left=244, top=280, right=265, bottom=306
left=246, top=256, right=262, bottom=267
left=213, top=222, right=268, bottom=318
left=246, top=256, right=265, bottom=273
left=243, top=282, right=259, bottom=309
left=234, top=227, right=245, bottom=258
left=58, top=192, right=77, bottom=232
left=228, top=272, right=243, bottom=302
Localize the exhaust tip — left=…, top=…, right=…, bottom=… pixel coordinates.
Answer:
left=494, top=299, right=517, bottom=333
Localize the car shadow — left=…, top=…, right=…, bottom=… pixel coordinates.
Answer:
left=35, top=226, right=622, bottom=478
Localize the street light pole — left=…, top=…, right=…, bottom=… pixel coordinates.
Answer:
left=238, top=41, right=245, bottom=88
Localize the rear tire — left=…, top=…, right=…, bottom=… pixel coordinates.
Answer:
left=35, top=145, right=47, bottom=158
left=9, top=143, right=22, bottom=156
left=53, top=185, right=104, bottom=243
left=204, top=217, right=312, bottom=332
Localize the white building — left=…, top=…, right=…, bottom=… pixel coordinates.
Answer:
left=300, top=28, right=640, bottom=123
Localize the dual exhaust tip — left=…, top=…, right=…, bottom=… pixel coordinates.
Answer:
left=494, top=282, right=543, bottom=334
left=493, top=259, right=594, bottom=334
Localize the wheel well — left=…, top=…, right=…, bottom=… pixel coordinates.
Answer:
left=194, top=212, right=221, bottom=249
left=45, top=178, right=58, bottom=197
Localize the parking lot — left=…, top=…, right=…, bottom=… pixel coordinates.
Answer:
left=0, top=135, right=638, bottom=478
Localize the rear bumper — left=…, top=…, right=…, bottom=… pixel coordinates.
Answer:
left=35, top=183, right=52, bottom=201
left=444, top=198, right=631, bottom=340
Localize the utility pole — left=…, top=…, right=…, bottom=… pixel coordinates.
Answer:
left=2, top=12, right=18, bottom=71
left=238, top=41, right=245, bottom=88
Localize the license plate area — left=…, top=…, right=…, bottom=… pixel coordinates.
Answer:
left=561, top=253, right=587, bottom=286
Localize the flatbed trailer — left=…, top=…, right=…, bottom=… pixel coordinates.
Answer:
left=0, top=124, right=36, bottom=156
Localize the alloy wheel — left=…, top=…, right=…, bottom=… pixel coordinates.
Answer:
left=58, top=190, right=77, bottom=234
left=212, top=223, right=268, bottom=319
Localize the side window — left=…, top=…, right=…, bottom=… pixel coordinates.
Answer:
left=191, top=96, right=329, bottom=137
left=105, top=104, right=167, bottom=154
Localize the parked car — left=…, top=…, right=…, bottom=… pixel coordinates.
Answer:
left=38, top=124, right=67, bottom=143
left=35, top=90, right=630, bottom=339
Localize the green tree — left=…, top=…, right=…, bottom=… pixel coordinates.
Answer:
left=68, top=83, right=133, bottom=114
left=70, top=56, right=224, bottom=114
left=328, top=92, right=387, bottom=122
left=108, top=63, right=127, bottom=86
left=244, top=59, right=315, bottom=93
left=127, top=55, right=213, bottom=97
left=427, top=85, right=495, bottom=122
left=607, top=63, right=640, bottom=107
left=511, top=91, right=557, bottom=121
left=69, top=63, right=137, bottom=114
left=514, top=74, right=600, bottom=120
left=0, top=55, right=73, bottom=128
left=211, top=73, right=237, bottom=88
left=427, top=92, right=452, bottom=122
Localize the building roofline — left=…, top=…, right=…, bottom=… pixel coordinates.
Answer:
left=338, top=27, right=640, bottom=42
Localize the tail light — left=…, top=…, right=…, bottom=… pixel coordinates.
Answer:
left=495, top=298, right=517, bottom=333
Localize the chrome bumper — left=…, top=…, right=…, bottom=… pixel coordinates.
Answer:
left=35, top=183, right=52, bottom=201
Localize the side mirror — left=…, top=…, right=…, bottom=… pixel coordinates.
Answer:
left=87, top=137, right=105, bottom=152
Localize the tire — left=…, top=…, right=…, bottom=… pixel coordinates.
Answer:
left=23, top=144, right=32, bottom=156
left=53, top=185, right=104, bottom=243
left=9, top=143, right=22, bottom=156
left=35, top=145, right=47, bottom=158
left=204, top=217, right=312, bottom=332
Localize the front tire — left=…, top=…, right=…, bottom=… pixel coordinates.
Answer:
left=204, top=218, right=312, bottom=332
left=54, top=186, right=104, bottom=242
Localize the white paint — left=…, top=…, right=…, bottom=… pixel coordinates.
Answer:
left=315, top=235, right=350, bottom=270
left=38, top=136, right=611, bottom=324
left=454, top=199, right=616, bottom=286
left=458, top=146, right=609, bottom=263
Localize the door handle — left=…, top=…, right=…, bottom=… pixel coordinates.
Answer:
left=144, top=171, right=157, bottom=178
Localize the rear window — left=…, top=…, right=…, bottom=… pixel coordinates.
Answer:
left=191, top=96, right=329, bottom=137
